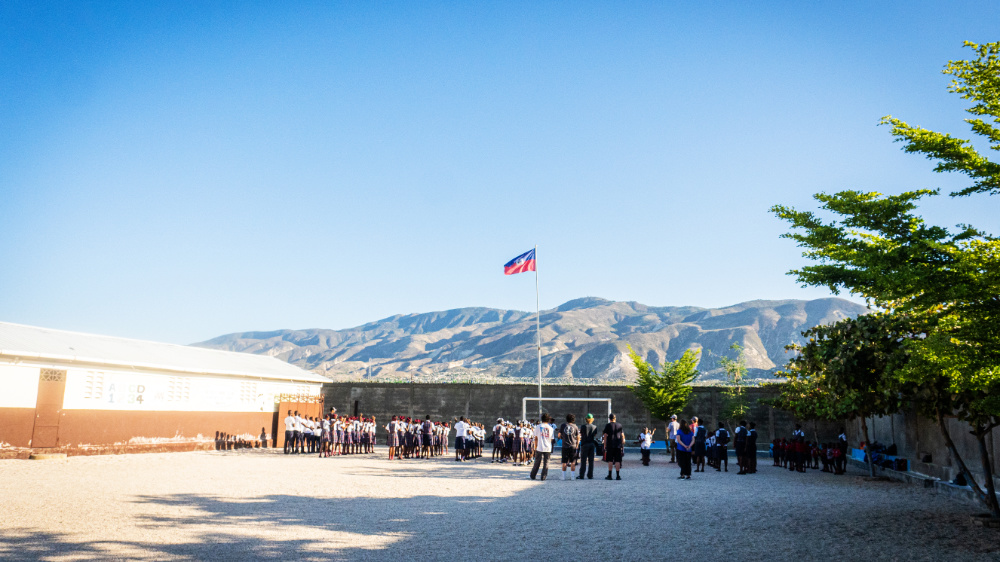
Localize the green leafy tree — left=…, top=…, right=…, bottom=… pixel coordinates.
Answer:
left=718, top=343, right=754, bottom=426
left=881, top=41, right=1000, bottom=197
left=628, top=346, right=699, bottom=434
left=772, top=41, right=1000, bottom=518
left=774, top=313, right=907, bottom=477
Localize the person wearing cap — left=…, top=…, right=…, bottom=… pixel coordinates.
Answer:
left=577, top=414, right=599, bottom=479
left=667, top=415, right=680, bottom=463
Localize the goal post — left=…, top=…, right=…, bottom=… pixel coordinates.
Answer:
left=522, top=397, right=612, bottom=423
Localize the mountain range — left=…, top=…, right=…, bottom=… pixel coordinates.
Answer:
left=193, top=297, right=869, bottom=384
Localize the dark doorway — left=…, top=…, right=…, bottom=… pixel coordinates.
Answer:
left=353, top=400, right=359, bottom=417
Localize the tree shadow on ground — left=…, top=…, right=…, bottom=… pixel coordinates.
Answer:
left=219, top=447, right=573, bottom=480
left=3, top=457, right=1000, bottom=561
left=0, top=491, right=533, bottom=561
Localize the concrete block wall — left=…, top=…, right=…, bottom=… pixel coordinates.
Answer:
left=847, top=408, right=1000, bottom=490
left=322, top=382, right=843, bottom=444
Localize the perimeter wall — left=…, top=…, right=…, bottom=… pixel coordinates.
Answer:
left=847, top=409, right=1000, bottom=489
left=322, top=382, right=843, bottom=444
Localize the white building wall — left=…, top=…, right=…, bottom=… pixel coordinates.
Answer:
left=0, top=365, right=40, bottom=408
left=62, top=367, right=321, bottom=413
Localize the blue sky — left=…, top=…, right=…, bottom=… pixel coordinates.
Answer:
left=2, top=1, right=998, bottom=344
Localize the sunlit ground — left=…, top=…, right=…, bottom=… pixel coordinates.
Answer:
left=0, top=448, right=996, bottom=561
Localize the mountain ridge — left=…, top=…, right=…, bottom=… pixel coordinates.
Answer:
left=194, top=297, right=869, bottom=383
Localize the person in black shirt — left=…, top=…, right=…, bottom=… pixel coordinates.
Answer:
left=577, top=414, right=598, bottom=479
left=714, top=423, right=730, bottom=472
left=693, top=421, right=707, bottom=472
left=735, top=420, right=748, bottom=475
left=746, top=422, right=758, bottom=474
left=603, top=413, right=625, bottom=481
left=558, top=414, right=581, bottom=480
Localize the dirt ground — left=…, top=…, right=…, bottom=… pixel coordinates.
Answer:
left=1, top=448, right=997, bottom=561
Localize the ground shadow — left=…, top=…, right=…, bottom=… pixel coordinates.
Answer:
left=2, top=454, right=999, bottom=561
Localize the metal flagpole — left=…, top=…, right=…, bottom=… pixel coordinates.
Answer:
left=535, top=244, right=542, bottom=418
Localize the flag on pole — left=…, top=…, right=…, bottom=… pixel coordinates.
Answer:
left=503, top=249, right=536, bottom=275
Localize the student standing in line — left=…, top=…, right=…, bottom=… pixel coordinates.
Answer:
left=734, top=420, right=748, bottom=475
left=421, top=416, right=434, bottom=459
left=530, top=414, right=554, bottom=480
left=559, top=414, right=581, bottom=480
left=675, top=419, right=695, bottom=480
left=293, top=411, right=305, bottom=454
left=312, top=417, right=322, bottom=454
left=577, top=414, right=598, bottom=480
left=667, top=415, right=680, bottom=463
left=836, top=428, right=848, bottom=475
left=283, top=410, right=295, bottom=454
left=603, top=413, right=625, bottom=481
left=693, top=420, right=707, bottom=472
left=792, top=424, right=807, bottom=472
left=746, top=422, right=758, bottom=474
left=714, top=423, right=730, bottom=472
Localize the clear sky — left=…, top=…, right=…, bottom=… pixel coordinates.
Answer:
left=2, top=1, right=998, bottom=344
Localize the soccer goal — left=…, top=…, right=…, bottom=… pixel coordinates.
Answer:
left=521, top=397, right=612, bottom=423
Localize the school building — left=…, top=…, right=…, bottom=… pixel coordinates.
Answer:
left=0, top=321, right=326, bottom=458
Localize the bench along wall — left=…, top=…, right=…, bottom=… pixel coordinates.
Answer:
left=322, top=382, right=842, bottom=444
left=847, top=408, right=1000, bottom=490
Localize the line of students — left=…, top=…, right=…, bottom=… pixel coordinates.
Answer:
left=490, top=419, right=538, bottom=465
left=385, top=415, right=450, bottom=460
left=383, top=415, right=489, bottom=462
left=667, top=416, right=759, bottom=478
left=771, top=425, right=849, bottom=474
left=281, top=410, right=377, bottom=457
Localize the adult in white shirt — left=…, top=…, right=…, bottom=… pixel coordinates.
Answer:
left=667, top=415, right=680, bottom=463
left=530, top=414, right=554, bottom=480
left=312, top=418, right=322, bottom=454
left=454, top=417, right=470, bottom=461
left=283, top=410, right=296, bottom=454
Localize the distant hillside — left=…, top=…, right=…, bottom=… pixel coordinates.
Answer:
left=195, top=297, right=868, bottom=384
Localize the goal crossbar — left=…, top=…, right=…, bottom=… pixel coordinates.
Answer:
left=522, top=397, right=612, bottom=422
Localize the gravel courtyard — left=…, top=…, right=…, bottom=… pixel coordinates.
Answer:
left=1, top=449, right=997, bottom=561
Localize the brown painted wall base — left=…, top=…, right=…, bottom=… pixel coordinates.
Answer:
left=57, top=410, right=278, bottom=448
left=0, top=407, right=281, bottom=452
left=0, top=408, right=36, bottom=448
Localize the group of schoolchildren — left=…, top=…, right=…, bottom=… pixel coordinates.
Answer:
left=489, top=419, right=540, bottom=465
left=282, top=410, right=377, bottom=457
left=666, top=415, right=760, bottom=477
left=384, top=415, right=490, bottom=462
left=771, top=425, right=849, bottom=474
left=385, top=416, right=447, bottom=460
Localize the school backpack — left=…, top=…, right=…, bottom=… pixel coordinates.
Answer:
left=716, top=428, right=730, bottom=445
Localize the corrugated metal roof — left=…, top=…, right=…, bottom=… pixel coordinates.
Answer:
left=0, top=321, right=328, bottom=383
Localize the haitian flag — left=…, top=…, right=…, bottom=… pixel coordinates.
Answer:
left=504, top=248, right=536, bottom=275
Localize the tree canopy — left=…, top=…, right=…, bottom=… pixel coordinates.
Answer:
left=628, top=346, right=699, bottom=424
left=771, top=41, right=1000, bottom=517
